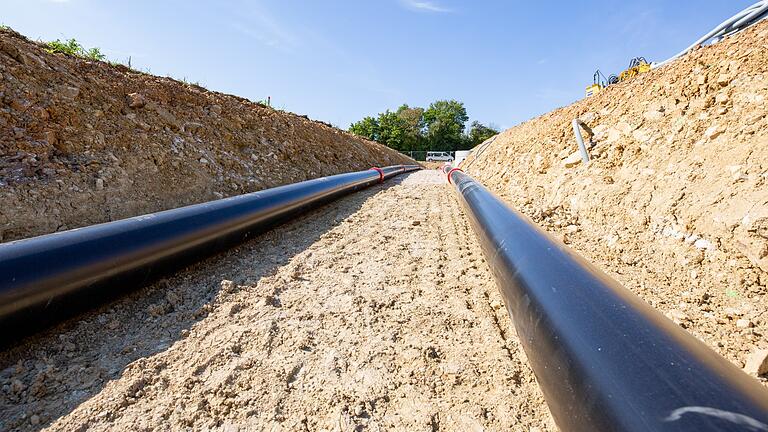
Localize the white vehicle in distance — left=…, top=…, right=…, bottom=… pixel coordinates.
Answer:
left=426, top=151, right=454, bottom=162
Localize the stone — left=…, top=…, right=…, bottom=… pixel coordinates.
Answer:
left=632, top=129, right=651, bottom=142
left=735, top=319, right=752, bottom=328
left=532, top=153, right=550, bottom=173
left=643, top=110, right=664, bottom=121
left=704, top=125, right=723, bottom=140
left=580, top=112, right=596, bottom=123
left=717, top=73, right=732, bottom=86
left=693, top=238, right=713, bottom=250
left=744, top=349, right=768, bottom=375
left=605, top=128, right=622, bottom=143
left=183, top=122, right=204, bottom=133
left=60, top=85, right=80, bottom=99
left=563, top=151, right=583, bottom=168
left=30, top=415, right=40, bottom=425
left=727, top=165, right=747, bottom=182
left=209, top=104, right=223, bottom=115
left=126, top=92, right=146, bottom=109
left=9, top=98, right=31, bottom=111
left=715, top=92, right=730, bottom=104
left=150, top=103, right=181, bottom=131
left=616, top=121, right=633, bottom=135
left=440, top=362, right=465, bottom=375
left=668, top=310, right=688, bottom=323
left=411, top=220, right=420, bottom=226
left=0, top=39, right=24, bottom=63
left=95, top=178, right=104, bottom=190
left=565, top=224, right=580, bottom=234
left=10, top=379, right=25, bottom=394
left=220, top=280, right=236, bottom=293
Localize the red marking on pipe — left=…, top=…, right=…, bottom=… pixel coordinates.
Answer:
left=447, top=168, right=463, bottom=184
left=369, top=167, right=384, bottom=183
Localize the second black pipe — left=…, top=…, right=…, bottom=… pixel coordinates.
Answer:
left=448, top=169, right=768, bottom=431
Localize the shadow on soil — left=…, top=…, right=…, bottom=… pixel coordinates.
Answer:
left=0, top=176, right=408, bottom=431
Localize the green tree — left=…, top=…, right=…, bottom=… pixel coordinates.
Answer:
left=376, top=110, right=407, bottom=151
left=349, top=99, right=497, bottom=154
left=465, top=121, right=499, bottom=147
left=349, top=116, right=379, bottom=141
left=395, top=104, right=425, bottom=151
left=423, top=100, right=468, bottom=151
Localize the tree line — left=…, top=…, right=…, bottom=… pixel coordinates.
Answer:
left=348, top=100, right=498, bottom=152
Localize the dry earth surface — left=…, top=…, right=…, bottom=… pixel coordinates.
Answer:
left=0, top=170, right=555, bottom=431
left=2, top=15, right=768, bottom=432
left=464, top=21, right=768, bottom=382
left=0, top=27, right=411, bottom=243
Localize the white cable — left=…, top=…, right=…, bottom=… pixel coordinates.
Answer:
left=652, top=0, right=768, bottom=68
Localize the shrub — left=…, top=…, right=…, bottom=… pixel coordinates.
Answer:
left=45, top=38, right=84, bottom=56
left=45, top=38, right=106, bottom=61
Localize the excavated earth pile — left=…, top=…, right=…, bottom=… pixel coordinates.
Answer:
left=464, top=21, right=768, bottom=381
left=0, top=28, right=411, bottom=242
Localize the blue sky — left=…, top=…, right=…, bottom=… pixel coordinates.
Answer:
left=2, top=0, right=755, bottom=130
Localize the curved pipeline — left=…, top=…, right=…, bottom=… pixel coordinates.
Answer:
left=447, top=169, right=768, bottom=431
left=0, top=164, right=420, bottom=344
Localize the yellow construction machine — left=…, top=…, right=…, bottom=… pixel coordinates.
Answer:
left=585, top=57, right=650, bottom=97
left=618, top=57, right=651, bottom=81
left=585, top=70, right=611, bottom=97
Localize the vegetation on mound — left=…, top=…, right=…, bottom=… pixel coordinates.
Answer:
left=45, top=38, right=105, bottom=61
left=349, top=99, right=498, bottom=152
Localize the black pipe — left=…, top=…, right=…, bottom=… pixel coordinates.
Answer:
left=0, top=165, right=420, bottom=344
left=448, top=169, right=768, bottom=431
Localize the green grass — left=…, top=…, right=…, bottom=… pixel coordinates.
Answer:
left=172, top=75, right=203, bottom=87
left=45, top=38, right=106, bottom=61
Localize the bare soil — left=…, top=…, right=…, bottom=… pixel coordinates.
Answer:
left=1, top=17, right=767, bottom=432
left=464, top=21, right=768, bottom=382
left=0, top=170, right=554, bottom=431
left=0, top=28, right=412, bottom=243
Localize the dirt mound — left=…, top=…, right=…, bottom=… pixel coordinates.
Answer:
left=0, top=28, right=412, bottom=242
left=464, top=21, right=768, bottom=379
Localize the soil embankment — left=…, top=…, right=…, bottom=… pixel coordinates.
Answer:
left=0, top=28, right=412, bottom=242
left=464, top=21, right=768, bottom=378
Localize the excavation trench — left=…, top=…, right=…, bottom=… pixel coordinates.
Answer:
left=0, top=170, right=553, bottom=431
